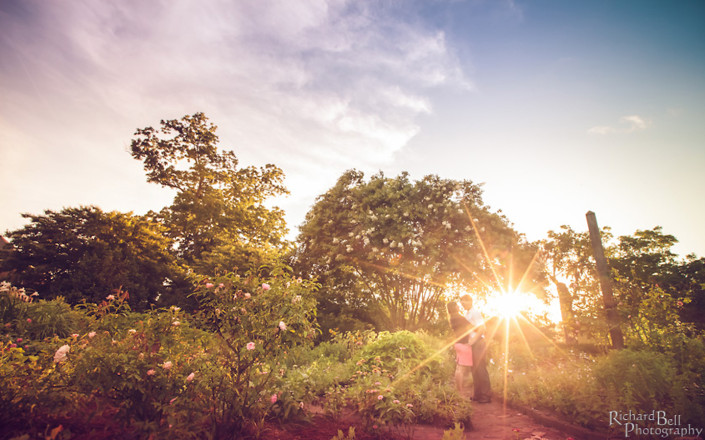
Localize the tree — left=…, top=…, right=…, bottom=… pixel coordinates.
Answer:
left=542, top=225, right=705, bottom=346
left=540, top=225, right=610, bottom=344
left=294, top=170, right=536, bottom=331
left=610, top=227, right=705, bottom=334
left=0, top=206, right=181, bottom=310
left=130, top=112, right=289, bottom=271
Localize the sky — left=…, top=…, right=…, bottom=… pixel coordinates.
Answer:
left=1, top=0, right=704, bottom=258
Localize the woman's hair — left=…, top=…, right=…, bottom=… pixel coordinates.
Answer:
left=446, top=301, right=461, bottom=319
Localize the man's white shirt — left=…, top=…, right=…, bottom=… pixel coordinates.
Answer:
left=464, top=308, right=483, bottom=343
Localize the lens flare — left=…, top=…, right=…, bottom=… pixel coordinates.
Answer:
left=483, top=290, right=546, bottom=320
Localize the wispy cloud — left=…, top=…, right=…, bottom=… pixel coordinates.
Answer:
left=1, top=1, right=469, bottom=167
left=0, top=0, right=472, bottom=230
left=588, top=114, right=651, bottom=135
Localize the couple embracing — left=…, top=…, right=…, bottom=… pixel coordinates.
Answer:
left=446, top=294, right=492, bottom=403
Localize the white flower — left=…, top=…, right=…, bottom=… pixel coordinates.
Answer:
left=162, top=361, right=173, bottom=370
left=383, top=238, right=389, bottom=244
left=53, top=345, right=70, bottom=363
left=279, top=321, right=287, bottom=331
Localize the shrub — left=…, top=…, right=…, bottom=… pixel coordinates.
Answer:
left=188, top=264, right=320, bottom=436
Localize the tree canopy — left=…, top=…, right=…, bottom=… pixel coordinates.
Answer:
left=130, top=112, right=289, bottom=271
left=294, top=170, right=537, bottom=331
left=0, top=206, right=181, bottom=310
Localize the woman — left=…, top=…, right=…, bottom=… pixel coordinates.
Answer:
left=446, top=301, right=473, bottom=396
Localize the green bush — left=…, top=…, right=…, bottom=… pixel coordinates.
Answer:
left=593, top=349, right=675, bottom=412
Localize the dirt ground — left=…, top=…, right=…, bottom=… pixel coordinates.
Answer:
left=263, top=400, right=580, bottom=440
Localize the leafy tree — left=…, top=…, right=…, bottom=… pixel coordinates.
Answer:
left=540, top=225, right=611, bottom=344
left=0, top=206, right=181, bottom=310
left=542, top=224, right=705, bottom=346
left=130, top=112, right=289, bottom=272
left=294, top=170, right=536, bottom=331
left=610, top=227, right=705, bottom=332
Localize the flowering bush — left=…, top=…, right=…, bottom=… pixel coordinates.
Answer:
left=188, top=264, right=319, bottom=436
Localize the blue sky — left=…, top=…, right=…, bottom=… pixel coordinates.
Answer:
left=1, top=0, right=704, bottom=257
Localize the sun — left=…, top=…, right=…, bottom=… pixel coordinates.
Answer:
left=482, top=290, right=547, bottom=320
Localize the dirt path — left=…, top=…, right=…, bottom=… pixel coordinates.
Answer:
left=268, top=400, right=584, bottom=440
left=411, top=400, right=576, bottom=440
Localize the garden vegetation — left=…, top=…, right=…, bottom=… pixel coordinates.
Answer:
left=1, top=113, right=703, bottom=439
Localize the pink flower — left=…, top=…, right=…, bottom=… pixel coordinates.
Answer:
left=26, top=318, right=32, bottom=323
left=372, top=424, right=378, bottom=430
left=246, top=342, right=255, bottom=350
left=393, top=399, right=400, bottom=404
left=71, top=333, right=79, bottom=338
left=170, top=397, right=177, bottom=405
left=53, top=344, right=70, bottom=363
left=88, top=331, right=96, bottom=338
left=218, top=283, right=224, bottom=288
left=378, top=395, right=384, bottom=400
left=278, top=321, right=287, bottom=331
left=172, top=321, right=180, bottom=326
left=205, top=283, right=214, bottom=289
left=244, top=292, right=251, bottom=299
left=186, top=372, right=195, bottom=382
left=16, top=338, right=22, bottom=343
left=147, top=369, right=156, bottom=376
left=406, top=403, right=413, bottom=408
left=270, top=394, right=278, bottom=404
left=162, top=361, right=173, bottom=370
left=262, top=283, right=271, bottom=291
left=106, top=294, right=115, bottom=300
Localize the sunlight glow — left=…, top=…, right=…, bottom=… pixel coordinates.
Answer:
left=482, top=290, right=547, bottom=320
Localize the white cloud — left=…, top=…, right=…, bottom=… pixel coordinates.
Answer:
left=0, top=0, right=470, bottom=233
left=588, top=114, right=650, bottom=135
left=620, top=115, right=649, bottom=132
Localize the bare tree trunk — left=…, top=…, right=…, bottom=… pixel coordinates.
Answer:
left=586, top=211, right=624, bottom=349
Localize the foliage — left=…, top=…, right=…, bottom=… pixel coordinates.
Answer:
left=539, top=225, right=610, bottom=344
left=495, top=337, right=705, bottom=430
left=188, top=263, right=320, bottom=436
left=441, top=422, right=465, bottom=440
left=330, top=426, right=356, bottom=440
left=1, top=206, right=182, bottom=310
left=130, top=112, right=289, bottom=272
left=541, top=224, right=705, bottom=346
left=0, top=265, right=321, bottom=439
left=295, top=170, right=534, bottom=331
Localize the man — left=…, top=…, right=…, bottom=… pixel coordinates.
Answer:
left=460, top=294, right=492, bottom=403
